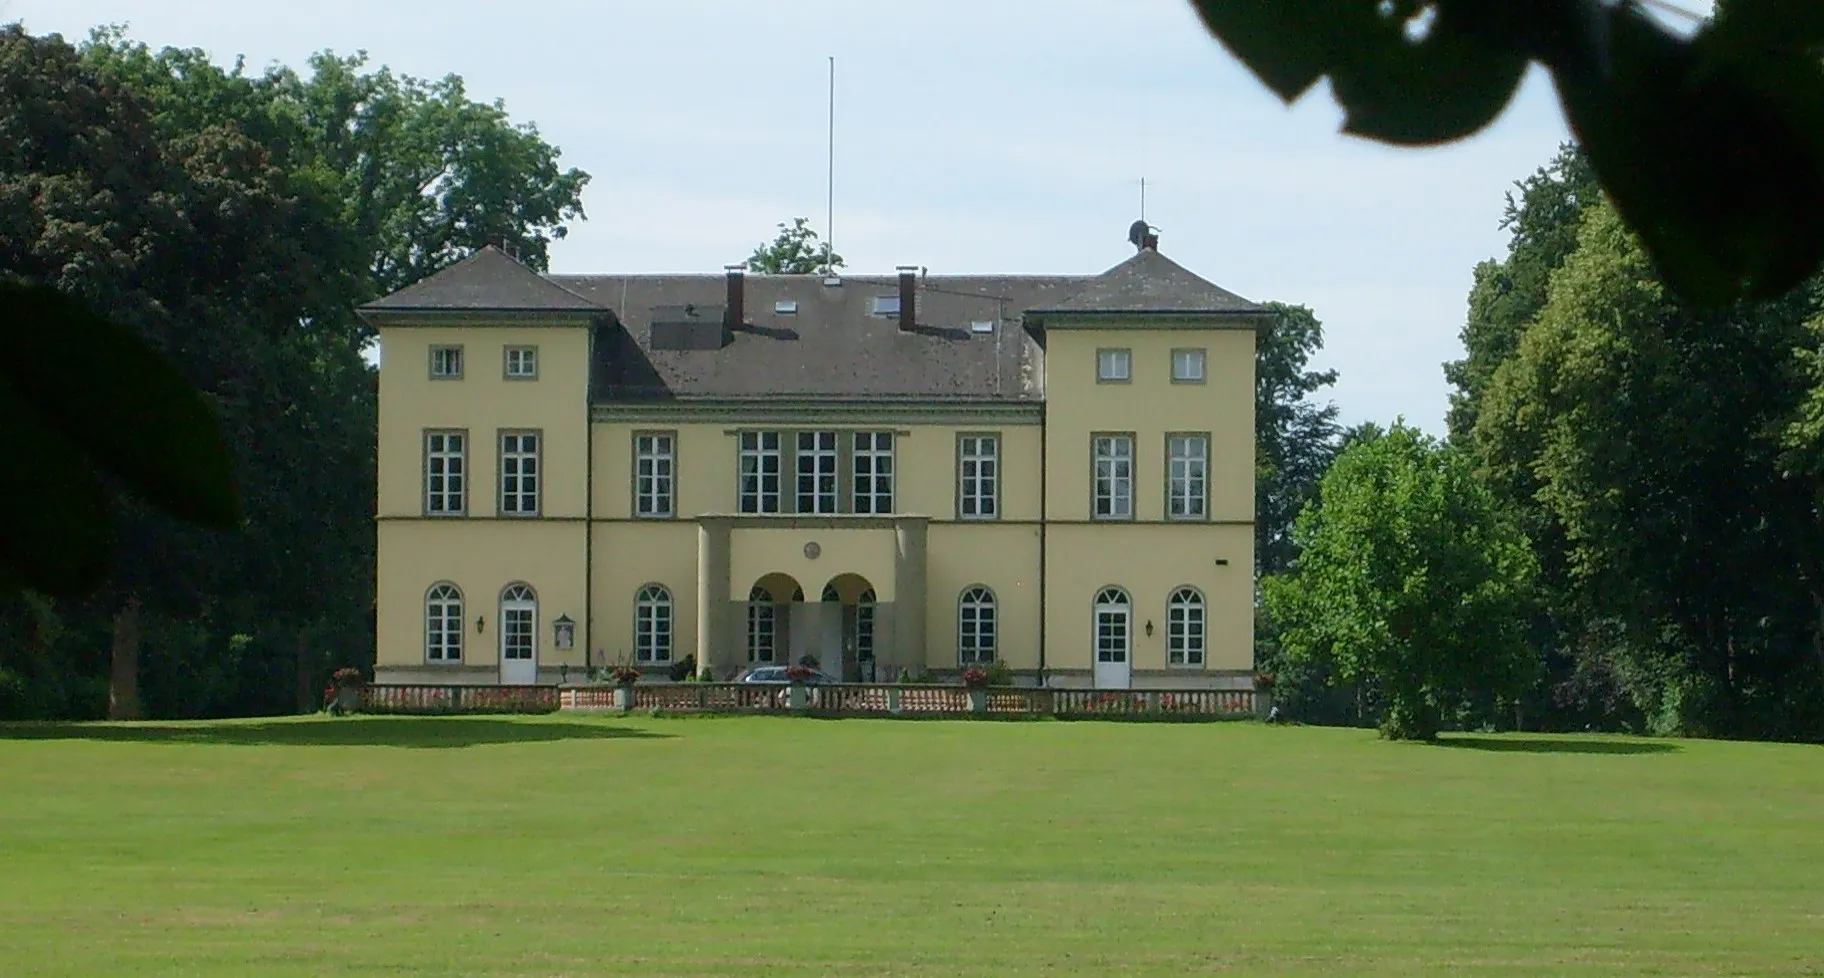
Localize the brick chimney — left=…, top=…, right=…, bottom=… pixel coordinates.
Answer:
left=896, top=265, right=917, bottom=331
left=724, top=264, right=744, bottom=327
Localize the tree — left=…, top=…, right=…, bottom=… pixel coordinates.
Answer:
left=1264, top=423, right=1539, bottom=740
left=1186, top=0, right=1824, bottom=307
left=1474, top=199, right=1824, bottom=739
left=747, top=217, right=843, bottom=275
left=1255, top=302, right=1341, bottom=576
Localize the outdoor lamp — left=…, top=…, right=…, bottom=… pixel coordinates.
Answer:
left=476, top=614, right=485, bottom=634
left=1145, top=620, right=1154, bottom=636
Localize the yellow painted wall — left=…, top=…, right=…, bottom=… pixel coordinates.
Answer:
left=1042, top=523, right=1254, bottom=673
left=924, top=523, right=1042, bottom=669
left=376, top=520, right=587, bottom=671
left=378, top=325, right=591, bottom=519
left=590, top=521, right=699, bottom=667
left=592, top=421, right=1042, bottom=521
left=1042, top=327, right=1255, bottom=523
left=727, top=527, right=902, bottom=602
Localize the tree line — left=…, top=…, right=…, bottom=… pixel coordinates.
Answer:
left=0, top=25, right=587, bottom=719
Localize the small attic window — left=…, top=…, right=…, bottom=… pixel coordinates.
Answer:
left=871, top=295, right=901, bottom=318
left=775, top=300, right=798, bottom=315
left=970, top=320, right=995, bottom=334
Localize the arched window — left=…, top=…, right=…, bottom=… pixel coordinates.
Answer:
left=1093, top=587, right=1131, bottom=664
left=821, top=583, right=840, bottom=602
left=634, top=585, right=673, bottom=664
left=747, top=585, right=776, bottom=663
left=425, top=583, right=463, bottom=662
left=1167, top=587, right=1206, bottom=667
left=958, top=587, right=996, bottom=664
left=500, top=583, right=537, bottom=665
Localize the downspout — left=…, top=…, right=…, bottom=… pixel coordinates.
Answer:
left=1036, top=329, right=1048, bottom=689
left=583, top=316, right=598, bottom=678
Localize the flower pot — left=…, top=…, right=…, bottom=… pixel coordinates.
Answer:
left=334, top=685, right=361, bottom=714
left=614, top=684, right=635, bottom=713
left=788, top=683, right=809, bottom=710
left=966, top=688, right=988, bottom=714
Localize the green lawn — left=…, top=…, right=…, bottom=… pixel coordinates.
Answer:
left=0, top=715, right=1819, bottom=977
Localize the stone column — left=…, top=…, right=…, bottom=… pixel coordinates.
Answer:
left=697, top=519, right=731, bottom=680
left=893, top=518, right=929, bottom=675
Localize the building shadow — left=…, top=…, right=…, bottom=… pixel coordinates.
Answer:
left=1432, top=735, right=1680, bottom=756
left=0, top=716, right=667, bottom=749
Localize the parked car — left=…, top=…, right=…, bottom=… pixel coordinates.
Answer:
left=737, top=666, right=841, bottom=685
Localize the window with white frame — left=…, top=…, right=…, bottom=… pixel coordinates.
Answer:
left=500, top=583, right=537, bottom=663
left=634, top=585, right=673, bottom=663
left=1167, top=433, right=1209, bottom=520
left=958, top=434, right=999, bottom=519
left=958, top=586, right=997, bottom=664
left=1171, top=348, right=1206, bottom=383
left=1168, top=587, right=1206, bottom=666
left=856, top=588, right=876, bottom=662
left=1092, top=434, right=1134, bottom=519
left=1097, top=348, right=1131, bottom=383
left=429, top=345, right=463, bottom=379
left=747, top=586, right=776, bottom=663
left=424, top=431, right=467, bottom=515
left=1094, top=587, right=1132, bottom=664
left=425, top=583, right=463, bottom=662
left=635, top=432, right=675, bottom=518
left=504, top=345, right=538, bottom=379
left=738, top=431, right=782, bottom=514
left=852, top=431, right=894, bottom=514
left=499, top=431, right=540, bottom=516
left=796, top=431, right=838, bottom=514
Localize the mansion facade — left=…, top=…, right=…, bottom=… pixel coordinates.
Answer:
left=361, top=230, right=1267, bottom=688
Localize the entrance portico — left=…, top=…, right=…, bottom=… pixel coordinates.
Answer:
left=695, top=515, right=928, bottom=680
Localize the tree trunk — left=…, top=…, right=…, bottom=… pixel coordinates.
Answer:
left=108, top=595, right=142, bottom=721
left=295, top=628, right=317, bottom=715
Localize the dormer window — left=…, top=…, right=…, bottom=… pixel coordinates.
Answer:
left=970, top=320, right=995, bottom=334
left=871, top=295, right=901, bottom=318
left=775, top=300, right=799, bottom=315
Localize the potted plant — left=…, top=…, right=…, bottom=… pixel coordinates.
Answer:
left=784, top=663, right=816, bottom=709
left=330, top=667, right=364, bottom=715
left=961, top=666, right=990, bottom=713
left=611, top=665, right=641, bottom=712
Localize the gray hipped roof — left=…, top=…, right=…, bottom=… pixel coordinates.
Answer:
left=1027, top=248, right=1263, bottom=317
left=357, top=243, right=1266, bottom=403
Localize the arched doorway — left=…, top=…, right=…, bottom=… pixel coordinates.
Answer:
left=820, top=573, right=877, bottom=681
left=746, top=572, right=804, bottom=669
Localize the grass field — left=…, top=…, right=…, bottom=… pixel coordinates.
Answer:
left=0, top=715, right=1820, bottom=977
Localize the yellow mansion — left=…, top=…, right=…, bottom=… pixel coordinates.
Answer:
left=359, top=231, right=1266, bottom=689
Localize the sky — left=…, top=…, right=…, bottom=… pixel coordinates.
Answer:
left=7, top=0, right=1634, bottom=433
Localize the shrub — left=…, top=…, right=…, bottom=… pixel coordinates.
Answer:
left=961, top=667, right=990, bottom=688
left=667, top=654, right=697, bottom=682
left=984, top=660, right=1015, bottom=687
left=331, top=667, right=365, bottom=688
left=611, top=665, right=641, bottom=685
left=784, top=664, right=816, bottom=682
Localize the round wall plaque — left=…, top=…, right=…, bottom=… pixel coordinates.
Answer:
left=803, top=541, right=822, bottom=559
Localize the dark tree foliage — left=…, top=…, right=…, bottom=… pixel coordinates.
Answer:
left=747, top=218, right=843, bottom=275
left=1255, top=303, right=1341, bottom=577
left=1188, top=0, right=1824, bottom=307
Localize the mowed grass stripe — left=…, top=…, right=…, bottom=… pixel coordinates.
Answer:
left=0, top=715, right=1818, bottom=976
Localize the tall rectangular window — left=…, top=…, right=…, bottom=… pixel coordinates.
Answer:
left=958, top=434, right=999, bottom=520
left=738, top=431, right=782, bottom=514
left=796, top=431, right=838, bottom=514
left=424, top=431, right=466, bottom=515
left=429, top=345, right=463, bottom=379
left=1092, top=434, right=1134, bottom=520
left=1167, top=433, right=1209, bottom=520
left=852, top=431, right=894, bottom=514
left=634, top=432, right=675, bottom=518
left=500, top=431, right=540, bottom=516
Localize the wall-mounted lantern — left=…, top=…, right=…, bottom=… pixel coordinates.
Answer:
left=1144, top=620, right=1155, bottom=637
left=476, top=614, right=486, bottom=634
left=553, top=614, right=576, bottom=650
